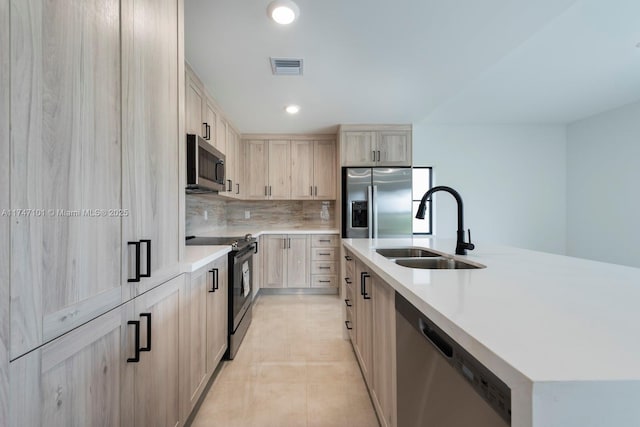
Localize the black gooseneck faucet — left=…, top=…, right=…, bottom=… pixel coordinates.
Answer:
left=415, top=186, right=475, bottom=255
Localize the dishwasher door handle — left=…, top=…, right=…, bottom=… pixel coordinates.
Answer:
left=419, top=318, right=453, bottom=358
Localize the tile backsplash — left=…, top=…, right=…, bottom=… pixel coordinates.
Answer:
left=186, top=194, right=336, bottom=235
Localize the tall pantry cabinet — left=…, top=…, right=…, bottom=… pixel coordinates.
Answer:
left=5, top=0, right=184, bottom=425
left=0, top=0, right=10, bottom=425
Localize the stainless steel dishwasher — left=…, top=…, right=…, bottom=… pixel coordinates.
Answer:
left=396, top=293, right=511, bottom=427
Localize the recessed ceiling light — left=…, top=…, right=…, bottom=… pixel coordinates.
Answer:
left=285, top=105, right=300, bottom=114
left=267, top=0, right=299, bottom=25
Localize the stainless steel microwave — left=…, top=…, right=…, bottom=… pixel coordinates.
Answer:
left=186, top=134, right=226, bottom=193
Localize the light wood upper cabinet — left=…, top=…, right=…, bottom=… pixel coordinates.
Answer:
left=342, top=131, right=376, bottom=166
left=313, top=140, right=337, bottom=199
left=244, top=140, right=270, bottom=199
left=9, top=0, right=123, bottom=359
left=186, top=77, right=205, bottom=138
left=291, top=140, right=315, bottom=200
left=122, top=0, right=180, bottom=298
left=378, top=131, right=411, bottom=166
left=340, top=126, right=412, bottom=167
left=205, top=101, right=218, bottom=148
left=268, top=140, right=292, bottom=199
left=224, top=126, right=237, bottom=197
left=290, top=140, right=336, bottom=200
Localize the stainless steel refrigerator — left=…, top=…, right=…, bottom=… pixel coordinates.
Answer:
left=342, top=167, right=413, bottom=238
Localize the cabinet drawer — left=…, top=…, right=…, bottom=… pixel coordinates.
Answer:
left=311, top=275, right=336, bottom=288
left=311, top=261, right=337, bottom=275
left=311, top=234, right=339, bottom=247
left=312, top=247, right=336, bottom=261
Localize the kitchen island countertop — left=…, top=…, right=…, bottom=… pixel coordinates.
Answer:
left=343, top=237, right=640, bottom=427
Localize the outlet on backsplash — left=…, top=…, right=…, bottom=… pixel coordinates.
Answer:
left=245, top=210, right=250, bottom=219
left=203, top=210, right=208, bottom=221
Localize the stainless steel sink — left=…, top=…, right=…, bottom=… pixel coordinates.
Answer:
left=376, top=247, right=441, bottom=258
left=394, top=257, right=485, bottom=270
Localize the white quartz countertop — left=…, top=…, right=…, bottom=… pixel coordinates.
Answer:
left=182, top=245, right=231, bottom=272
left=343, top=237, right=640, bottom=386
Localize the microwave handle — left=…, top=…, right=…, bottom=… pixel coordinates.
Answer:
left=215, top=161, right=224, bottom=181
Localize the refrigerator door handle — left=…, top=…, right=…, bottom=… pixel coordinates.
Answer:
left=367, top=185, right=373, bottom=239
left=373, top=185, right=379, bottom=239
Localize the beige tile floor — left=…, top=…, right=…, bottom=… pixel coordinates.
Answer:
left=191, top=294, right=380, bottom=427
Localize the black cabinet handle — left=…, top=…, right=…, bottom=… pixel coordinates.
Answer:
left=345, top=277, right=352, bottom=284
left=227, top=179, right=232, bottom=192
left=345, top=320, right=353, bottom=330
left=372, top=150, right=376, bottom=162
left=202, top=123, right=207, bottom=139
left=209, top=268, right=218, bottom=292
left=269, top=186, right=272, bottom=196
left=318, top=252, right=331, bottom=256
left=127, top=320, right=141, bottom=363
left=236, top=183, right=240, bottom=195
left=319, top=280, right=331, bottom=283
left=140, top=239, right=151, bottom=278
left=315, top=186, right=318, bottom=196
left=319, top=266, right=330, bottom=270
left=345, top=299, right=352, bottom=307
left=127, top=241, right=141, bottom=283
left=361, top=272, right=371, bottom=299
left=310, top=186, right=313, bottom=196
left=265, top=186, right=268, bottom=196
left=140, top=313, right=152, bottom=352
left=345, top=255, right=352, bottom=261
left=254, top=241, right=259, bottom=254
left=377, top=150, right=381, bottom=162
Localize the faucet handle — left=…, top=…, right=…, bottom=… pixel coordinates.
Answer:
left=466, top=229, right=475, bottom=250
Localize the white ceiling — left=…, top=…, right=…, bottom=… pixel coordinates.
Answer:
left=184, top=0, right=640, bottom=133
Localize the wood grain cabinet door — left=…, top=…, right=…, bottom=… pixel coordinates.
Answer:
left=9, top=302, right=133, bottom=427
left=9, top=0, right=123, bottom=359
left=1, top=0, right=10, bottom=423
left=268, top=140, right=291, bottom=199
left=206, top=256, right=228, bottom=372
left=243, top=140, right=269, bottom=200
left=341, top=131, right=376, bottom=166
left=264, top=235, right=287, bottom=288
left=182, top=266, right=209, bottom=419
left=372, top=277, right=397, bottom=427
left=377, top=130, right=412, bottom=166
left=313, top=140, right=337, bottom=200
left=186, top=76, right=205, bottom=138
left=129, top=275, right=183, bottom=427
left=122, top=0, right=180, bottom=297
left=286, top=235, right=310, bottom=288
left=290, top=140, right=314, bottom=200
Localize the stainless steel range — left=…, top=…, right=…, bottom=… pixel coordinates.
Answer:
left=186, top=234, right=257, bottom=359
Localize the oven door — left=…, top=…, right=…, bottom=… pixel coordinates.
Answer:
left=231, top=244, right=254, bottom=332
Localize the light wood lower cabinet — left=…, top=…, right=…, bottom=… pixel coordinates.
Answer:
left=10, top=274, right=184, bottom=427
left=371, top=276, right=397, bottom=427
left=344, top=249, right=397, bottom=427
left=263, top=235, right=310, bottom=288
left=181, top=255, right=228, bottom=422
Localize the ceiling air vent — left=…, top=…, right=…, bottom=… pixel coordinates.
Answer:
left=270, top=57, right=303, bottom=76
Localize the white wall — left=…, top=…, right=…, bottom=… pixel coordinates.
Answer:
left=413, top=124, right=567, bottom=254
left=566, top=101, right=640, bottom=268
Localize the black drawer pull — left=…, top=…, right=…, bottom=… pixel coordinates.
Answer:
left=319, top=266, right=331, bottom=270
left=140, top=313, right=152, bottom=352
left=318, top=252, right=331, bottom=255
left=345, top=277, right=352, bottom=284
left=127, top=320, right=141, bottom=363
left=319, top=280, right=331, bottom=283
left=318, top=239, right=331, bottom=242
left=345, top=320, right=353, bottom=330
left=344, top=255, right=352, bottom=261
left=344, top=299, right=352, bottom=307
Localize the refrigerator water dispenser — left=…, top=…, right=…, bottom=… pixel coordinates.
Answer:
left=351, top=201, right=368, bottom=228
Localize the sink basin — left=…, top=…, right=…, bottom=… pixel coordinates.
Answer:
left=394, top=257, right=485, bottom=270
left=376, top=247, right=441, bottom=258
